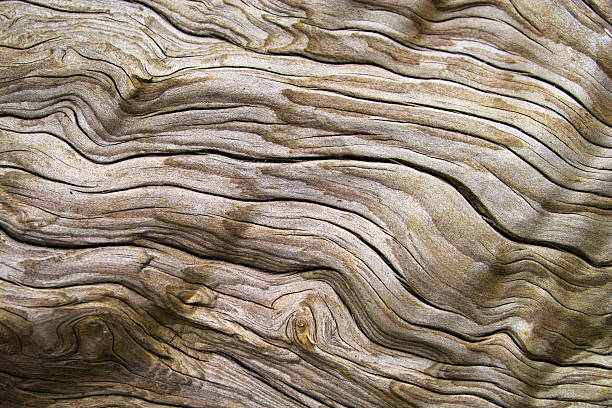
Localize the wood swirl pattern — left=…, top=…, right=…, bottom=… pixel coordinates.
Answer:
left=0, top=0, right=610, bottom=406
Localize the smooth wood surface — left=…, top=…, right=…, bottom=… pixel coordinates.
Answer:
left=0, top=1, right=610, bottom=407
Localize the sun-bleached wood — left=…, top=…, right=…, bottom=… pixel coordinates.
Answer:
left=0, top=0, right=610, bottom=407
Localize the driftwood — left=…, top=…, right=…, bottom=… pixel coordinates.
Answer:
left=0, top=0, right=611, bottom=407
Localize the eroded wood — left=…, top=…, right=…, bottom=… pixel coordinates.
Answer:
left=0, top=0, right=610, bottom=407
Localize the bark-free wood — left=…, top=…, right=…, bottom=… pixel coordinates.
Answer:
left=0, top=1, right=610, bottom=407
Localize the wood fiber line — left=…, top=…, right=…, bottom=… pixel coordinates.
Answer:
left=0, top=0, right=610, bottom=407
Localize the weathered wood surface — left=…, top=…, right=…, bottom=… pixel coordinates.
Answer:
left=0, top=0, right=611, bottom=407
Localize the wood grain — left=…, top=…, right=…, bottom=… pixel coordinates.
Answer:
left=0, top=0, right=610, bottom=407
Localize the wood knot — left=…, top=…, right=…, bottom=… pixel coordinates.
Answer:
left=296, top=319, right=306, bottom=330
left=74, top=316, right=113, bottom=361
left=169, top=286, right=217, bottom=308
left=291, top=313, right=315, bottom=349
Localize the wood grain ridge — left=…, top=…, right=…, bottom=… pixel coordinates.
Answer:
left=0, top=0, right=610, bottom=407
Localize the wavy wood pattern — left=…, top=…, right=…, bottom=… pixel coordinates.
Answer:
left=0, top=0, right=611, bottom=407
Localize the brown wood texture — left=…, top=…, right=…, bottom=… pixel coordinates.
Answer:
left=0, top=1, right=611, bottom=407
